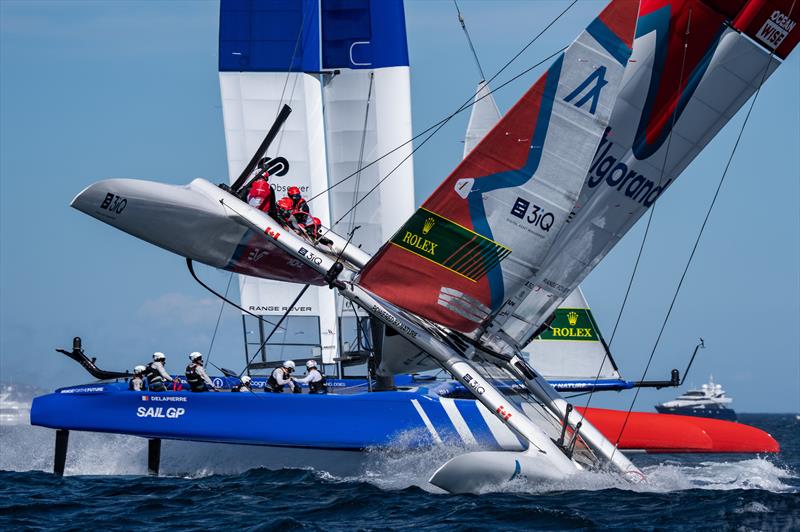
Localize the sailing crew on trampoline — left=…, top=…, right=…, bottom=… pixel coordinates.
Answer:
left=231, top=375, right=253, bottom=393
left=287, top=186, right=310, bottom=225
left=247, top=177, right=276, bottom=217
left=266, top=360, right=298, bottom=393
left=129, top=365, right=147, bottom=391
left=144, top=352, right=174, bottom=392
left=276, top=197, right=299, bottom=228
left=293, top=360, right=328, bottom=394
left=185, top=352, right=218, bottom=392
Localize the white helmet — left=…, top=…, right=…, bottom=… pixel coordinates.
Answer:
left=153, top=352, right=166, bottom=361
left=282, top=360, right=296, bottom=370
left=189, top=351, right=203, bottom=362
left=306, top=360, right=317, bottom=369
left=134, top=365, right=146, bottom=374
left=241, top=375, right=252, bottom=385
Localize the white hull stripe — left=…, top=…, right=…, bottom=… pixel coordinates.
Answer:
left=411, top=399, right=442, bottom=444
left=476, top=402, right=525, bottom=451
left=440, top=398, right=477, bottom=445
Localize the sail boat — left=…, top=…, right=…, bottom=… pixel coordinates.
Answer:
left=31, top=0, right=796, bottom=491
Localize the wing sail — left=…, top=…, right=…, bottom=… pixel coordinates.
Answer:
left=359, top=0, right=639, bottom=337
left=499, top=0, right=800, bottom=347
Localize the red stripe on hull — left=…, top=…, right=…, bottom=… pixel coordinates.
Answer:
left=580, top=407, right=780, bottom=453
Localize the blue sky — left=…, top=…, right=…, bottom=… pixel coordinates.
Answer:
left=1, top=1, right=798, bottom=412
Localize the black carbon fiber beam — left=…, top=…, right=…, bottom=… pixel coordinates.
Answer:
left=53, top=429, right=69, bottom=476
left=147, top=438, right=161, bottom=476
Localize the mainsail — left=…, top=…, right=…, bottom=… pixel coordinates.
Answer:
left=462, top=81, right=624, bottom=386
left=218, top=0, right=414, bottom=368
left=494, top=0, right=800, bottom=348
left=360, top=0, right=800, bottom=355
left=359, top=0, right=639, bottom=348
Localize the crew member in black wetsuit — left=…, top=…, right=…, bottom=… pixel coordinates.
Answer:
left=144, top=352, right=173, bottom=392
left=293, top=360, right=327, bottom=394
left=185, top=352, right=218, bottom=392
left=266, top=360, right=297, bottom=393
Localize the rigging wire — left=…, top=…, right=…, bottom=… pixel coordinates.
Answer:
left=186, top=259, right=284, bottom=331
left=204, top=271, right=234, bottom=368
left=347, top=73, right=375, bottom=233
left=305, top=0, right=578, bottom=212
left=608, top=21, right=786, bottom=461
left=239, top=284, right=311, bottom=378
left=328, top=46, right=567, bottom=229
left=571, top=8, right=695, bottom=425
left=453, top=0, right=487, bottom=81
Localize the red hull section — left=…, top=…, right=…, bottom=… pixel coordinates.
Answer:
left=581, top=407, right=780, bottom=453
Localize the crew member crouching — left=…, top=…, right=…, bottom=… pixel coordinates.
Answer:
left=144, top=352, right=174, bottom=392
left=293, top=359, right=327, bottom=394
left=185, top=352, right=218, bottom=392
left=129, top=365, right=147, bottom=391
left=231, top=375, right=253, bottom=393
left=266, top=360, right=298, bottom=393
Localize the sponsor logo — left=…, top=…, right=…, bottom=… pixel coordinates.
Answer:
left=422, top=217, right=436, bottom=235
left=563, top=65, right=608, bottom=115
left=400, top=231, right=438, bottom=256
left=496, top=405, right=513, bottom=421
left=248, top=249, right=268, bottom=262
left=756, top=10, right=796, bottom=49
left=298, top=247, right=323, bottom=266
left=60, top=386, right=104, bottom=394
left=136, top=407, right=186, bottom=419
left=141, top=395, right=187, bottom=402
left=462, top=373, right=486, bottom=395
left=567, top=311, right=579, bottom=327
left=391, top=208, right=510, bottom=282
left=100, top=192, right=127, bottom=215
left=370, top=304, right=418, bottom=338
left=587, top=130, right=672, bottom=207
left=510, top=197, right=555, bottom=232
left=537, top=308, right=599, bottom=342
left=264, top=226, right=280, bottom=240
left=248, top=305, right=312, bottom=312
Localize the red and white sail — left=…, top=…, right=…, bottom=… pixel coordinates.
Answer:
left=359, top=0, right=639, bottom=345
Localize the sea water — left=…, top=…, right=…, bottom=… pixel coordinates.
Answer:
left=1, top=414, right=798, bottom=530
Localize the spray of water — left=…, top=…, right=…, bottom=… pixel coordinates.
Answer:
left=2, top=422, right=795, bottom=494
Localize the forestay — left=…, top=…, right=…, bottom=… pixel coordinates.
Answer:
left=359, top=0, right=639, bottom=346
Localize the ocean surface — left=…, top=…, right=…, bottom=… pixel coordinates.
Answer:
left=1, top=414, right=798, bottom=530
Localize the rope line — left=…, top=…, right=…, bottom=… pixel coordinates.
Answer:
left=609, top=24, right=784, bottom=459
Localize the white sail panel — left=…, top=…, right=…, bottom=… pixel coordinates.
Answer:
left=463, top=81, right=501, bottom=158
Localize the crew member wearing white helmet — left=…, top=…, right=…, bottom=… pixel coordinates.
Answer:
left=292, top=360, right=327, bottom=394
left=231, top=375, right=253, bottom=393
left=266, top=360, right=297, bottom=393
left=144, top=352, right=173, bottom=392
left=185, top=352, right=218, bottom=392
left=129, top=365, right=147, bottom=391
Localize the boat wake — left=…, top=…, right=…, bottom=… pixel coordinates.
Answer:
left=2, top=424, right=795, bottom=494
